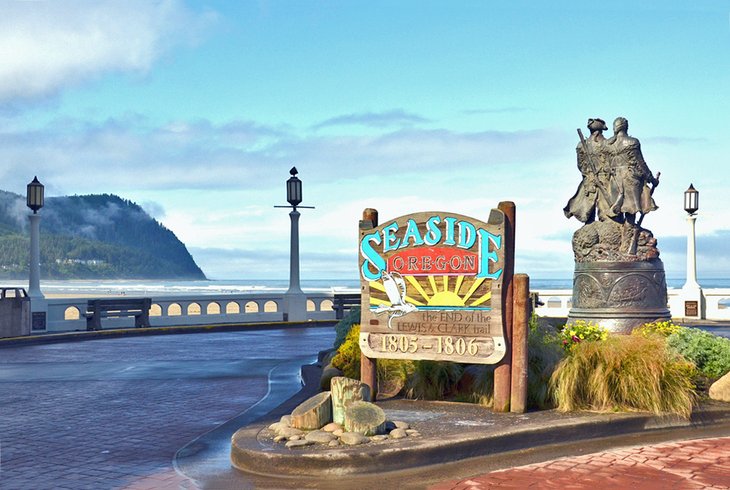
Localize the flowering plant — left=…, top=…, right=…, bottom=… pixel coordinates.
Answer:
left=559, top=320, right=608, bottom=351
left=633, top=320, right=682, bottom=338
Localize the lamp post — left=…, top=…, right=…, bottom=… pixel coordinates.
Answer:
left=27, top=176, right=47, bottom=330
left=680, top=183, right=703, bottom=319
left=275, top=167, right=314, bottom=321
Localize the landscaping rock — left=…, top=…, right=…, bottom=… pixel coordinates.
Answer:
left=322, top=422, right=342, bottom=433
left=344, top=401, right=386, bottom=436
left=273, top=435, right=286, bottom=443
left=305, top=430, right=337, bottom=444
left=291, top=391, right=332, bottom=430
left=320, top=364, right=344, bottom=391
left=393, top=420, right=410, bottom=430
left=285, top=439, right=314, bottom=449
left=333, top=429, right=344, bottom=437
left=405, top=429, right=418, bottom=435
left=328, top=439, right=340, bottom=447
left=277, top=427, right=304, bottom=438
left=280, top=415, right=292, bottom=426
left=371, top=434, right=388, bottom=442
left=340, top=432, right=369, bottom=446
left=389, top=428, right=408, bottom=439
left=709, top=371, right=730, bottom=402
left=331, top=377, right=371, bottom=425
left=268, top=421, right=286, bottom=432
left=288, top=435, right=302, bottom=441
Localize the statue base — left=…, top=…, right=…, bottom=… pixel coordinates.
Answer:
left=567, top=260, right=670, bottom=334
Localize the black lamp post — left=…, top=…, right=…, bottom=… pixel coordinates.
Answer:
left=275, top=167, right=315, bottom=310
left=27, top=176, right=44, bottom=214
left=26, top=176, right=46, bottom=310
left=684, top=184, right=699, bottom=215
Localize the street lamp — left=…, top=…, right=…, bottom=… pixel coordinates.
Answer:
left=26, top=176, right=46, bottom=329
left=684, top=184, right=698, bottom=215
left=681, top=183, right=702, bottom=318
left=275, top=167, right=314, bottom=320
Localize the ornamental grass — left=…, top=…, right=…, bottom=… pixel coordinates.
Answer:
left=550, top=334, right=696, bottom=418
left=405, top=360, right=463, bottom=400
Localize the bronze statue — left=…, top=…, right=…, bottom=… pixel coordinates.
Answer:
left=564, top=116, right=670, bottom=333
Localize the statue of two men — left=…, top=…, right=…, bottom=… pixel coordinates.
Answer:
left=564, top=117, right=659, bottom=227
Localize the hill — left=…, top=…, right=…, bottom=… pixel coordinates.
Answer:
left=0, top=190, right=206, bottom=280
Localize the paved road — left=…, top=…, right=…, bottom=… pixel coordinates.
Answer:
left=0, top=327, right=334, bottom=490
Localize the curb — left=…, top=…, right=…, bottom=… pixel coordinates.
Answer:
left=0, top=320, right=337, bottom=347
left=231, top=401, right=730, bottom=478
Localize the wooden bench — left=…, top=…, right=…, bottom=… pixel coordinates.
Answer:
left=332, top=293, right=361, bottom=320
left=86, top=298, right=152, bottom=331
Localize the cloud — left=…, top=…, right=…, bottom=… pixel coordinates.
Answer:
left=0, top=115, right=567, bottom=194
left=0, top=0, right=216, bottom=103
left=311, top=110, right=430, bottom=130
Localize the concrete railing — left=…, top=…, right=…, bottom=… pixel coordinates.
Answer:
left=533, top=288, right=730, bottom=321
left=37, top=288, right=730, bottom=333
left=45, top=293, right=337, bottom=332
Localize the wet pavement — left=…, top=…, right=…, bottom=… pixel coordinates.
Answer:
left=2, top=325, right=730, bottom=489
left=0, top=327, right=334, bottom=490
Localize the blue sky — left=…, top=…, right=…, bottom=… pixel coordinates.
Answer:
left=1, top=1, right=728, bottom=281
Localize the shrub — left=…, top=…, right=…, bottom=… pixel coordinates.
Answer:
left=377, top=358, right=414, bottom=397
left=331, top=324, right=361, bottom=379
left=667, top=327, right=730, bottom=380
left=634, top=320, right=683, bottom=338
left=558, top=320, right=608, bottom=351
left=528, top=317, right=565, bottom=409
left=550, top=334, right=696, bottom=418
left=333, top=307, right=361, bottom=349
left=405, top=360, right=463, bottom=400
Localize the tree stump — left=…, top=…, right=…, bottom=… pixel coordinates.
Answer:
left=344, top=401, right=386, bottom=436
left=331, top=377, right=371, bottom=425
left=290, top=391, right=332, bottom=430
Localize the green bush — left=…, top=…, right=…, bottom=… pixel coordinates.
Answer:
left=527, top=317, right=565, bottom=409
left=550, top=334, right=696, bottom=418
left=667, top=327, right=730, bottom=380
left=405, top=360, right=463, bottom=400
left=333, top=307, right=361, bottom=350
left=331, top=324, right=361, bottom=379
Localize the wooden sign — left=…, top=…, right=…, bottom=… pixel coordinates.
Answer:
left=684, top=300, right=698, bottom=317
left=359, top=210, right=506, bottom=364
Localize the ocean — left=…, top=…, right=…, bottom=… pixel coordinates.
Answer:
left=2, top=277, right=730, bottom=297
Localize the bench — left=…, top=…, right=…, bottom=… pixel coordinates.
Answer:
left=332, top=293, right=361, bottom=320
left=85, top=298, right=152, bottom=331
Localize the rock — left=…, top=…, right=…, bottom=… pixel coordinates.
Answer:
left=408, top=431, right=421, bottom=437
left=328, top=439, right=340, bottom=447
left=273, top=435, right=286, bottom=443
left=393, top=420, right=410, bottom=430
left=333, top=429, right=344, bottom=437
left=280, top=415, right=292, bottom=426
left=709, top=371, right=730, bottom=402
left=291, top=392, right=332, bottom=430
left=340, top=432, right=369, bottom=446
left=305, top=430, right=337, bottom=444
left=344, top=401, right=386, bottom=436
left=389, top=428, right=408, bottom=439
left=322, top=422, right=342, bottom=433
left=405, top=429, right=418, bottom=435
left=277, top=427, right=304, bottom=438
left=268, top=421, right=286, bottom=432
left=285, top=439, right=314, bottom=449
left=331, top=377, right=371, bottom=425
left=320, top=365, right=344, bottom=391
left=371, top=435, right=388, bottom=442
left=288, top=435, right=302, bottom=441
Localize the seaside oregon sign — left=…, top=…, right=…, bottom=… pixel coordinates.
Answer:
left=359, top=210, right=507, bottom=364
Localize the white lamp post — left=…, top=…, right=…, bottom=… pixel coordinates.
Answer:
left=27, top=176, right=47, bottom=330
left=680, top=184, right=703, bottom=319
left=275, top=167, right=314, bottom=321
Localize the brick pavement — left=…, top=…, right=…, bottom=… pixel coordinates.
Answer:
left=432, top=436, right=730, bottom=489
left=0, top=328, right=334, bottom=490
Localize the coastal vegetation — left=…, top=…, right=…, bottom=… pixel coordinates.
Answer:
left=0, top=190, right=205, bottom=279
left=329, top=315, right=729, bottom=418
